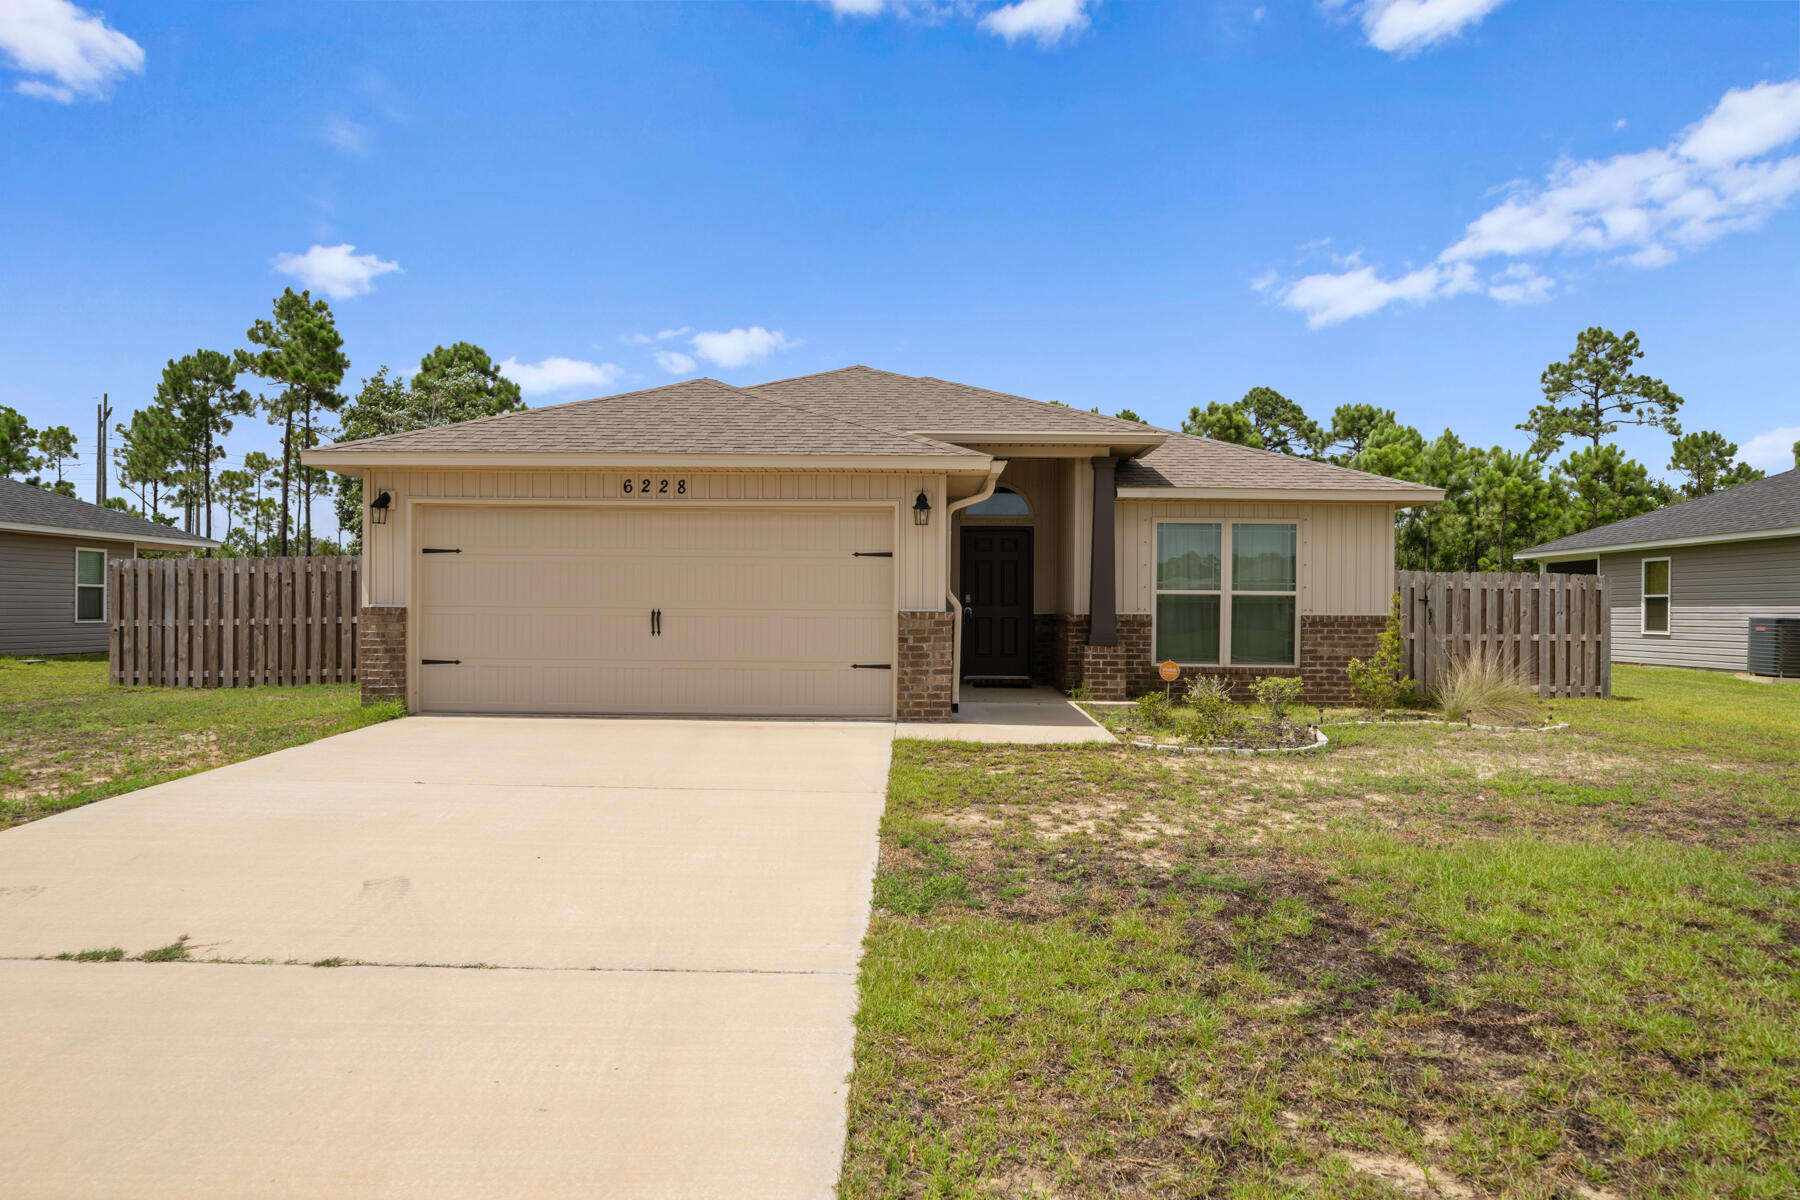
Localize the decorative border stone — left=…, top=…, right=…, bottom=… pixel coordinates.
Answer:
left=1323, top=718, right=1568, bottom=734
left=1127, top=726, right=1330, bottom=757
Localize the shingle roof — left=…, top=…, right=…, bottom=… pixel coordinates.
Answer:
left=316, top=377, right=982, bottom=458
left=0, top=476, right=215, bottom=545
left=746, top=366, right=1157, bottom=437
left=1116, top=431, right=1445, bottom=497
left=1519, top=468, right=1800, bottom=557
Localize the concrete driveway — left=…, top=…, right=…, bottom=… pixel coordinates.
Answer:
left=0, top=716, right=893, bottom=1199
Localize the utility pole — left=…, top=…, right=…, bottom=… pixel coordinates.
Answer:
left=95, top=393, right=113, bottom=504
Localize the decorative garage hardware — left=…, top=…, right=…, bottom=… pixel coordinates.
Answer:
left=852, top=551, right=893, bottom=558
left=421, top=658, right=462, bottom=665
left=851, top=663, right=893, bottom=670
left=369, top=491, right=392, bottom=525
left=650, top=608, right=662, bottom=636
left=421, top=547, right=461, bottom=554
left=622, top=477, right=687, bottom=495
left=912, top=490, right=932, bottom=526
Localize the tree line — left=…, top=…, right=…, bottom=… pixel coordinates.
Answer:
left=1176, top=327, right=1790, bottom=570
left=0, top=288, right=523, bottom=557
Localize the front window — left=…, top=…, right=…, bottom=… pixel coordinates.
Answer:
left=1153, top=521, right=1297, bottom=665
left=964, top=486, right=1030, bottom=517
left=1642, top=558, right=1670, bottom=635
left=75, top=548, right=107, bottom=622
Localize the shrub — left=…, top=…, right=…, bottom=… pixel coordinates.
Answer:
left=1181, top=675, right=1244, bottom=743
left=1433, top=653, right=1538, bottom=726
left=1184, top=673, right=1233, bottom=712
left=1252, top=675, right=1306, bottom=721
left=1346, top=591, right=1414, bottom=712
left=1135, top=692, right=1173, bottom=730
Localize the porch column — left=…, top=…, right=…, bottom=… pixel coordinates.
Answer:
left=1087, top=456, right=1118, bottom=646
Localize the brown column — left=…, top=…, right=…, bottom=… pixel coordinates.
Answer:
left=1088, top=456, right=1118, bottom=646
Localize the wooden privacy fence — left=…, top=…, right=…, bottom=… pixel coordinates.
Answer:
left=1396, top=570, right=1610, bottom=699
left=110, top=557, right=360, bottom=688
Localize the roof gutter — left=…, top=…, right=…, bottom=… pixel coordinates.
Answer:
left=301, top=450, right=992, bottom=472
left=0, top=518, right=218, bottom=550
left=1115, top=486, right=1444, bottom=504
left=912, top=429, right=1167, bottom=455
left=1516, top=523, right=1800, bottom=560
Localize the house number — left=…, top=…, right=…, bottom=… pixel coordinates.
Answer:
left=622, top=478, right=686, bottom=495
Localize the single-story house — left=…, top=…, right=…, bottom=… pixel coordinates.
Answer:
left=1517, top=467, right=1800, bottom=674
left=303, top=366, right=1441, bottom=719
left=0, top=477, right=217, bottom=656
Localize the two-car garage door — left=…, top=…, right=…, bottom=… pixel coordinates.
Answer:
left=414, top=506, right=896, bottom=717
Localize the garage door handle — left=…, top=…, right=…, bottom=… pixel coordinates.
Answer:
left=651, top=608, right=661, bottom=636
left=421, top=547, right=461, bottom=554
left=421, top=658, right=461, bottom=665
left=851, top=663, right=892, bottom=670
left=852, top=551, right=893, bottom=558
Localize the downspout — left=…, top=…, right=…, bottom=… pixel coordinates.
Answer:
left=945, top=459, right=1007, bottom=713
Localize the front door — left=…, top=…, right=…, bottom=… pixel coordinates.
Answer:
left=960, top=526, right=1033, bottom=680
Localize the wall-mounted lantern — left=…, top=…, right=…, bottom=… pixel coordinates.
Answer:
left=912, top=490, right=932, bottom=527
left=370, top=490, right=392, bottom=526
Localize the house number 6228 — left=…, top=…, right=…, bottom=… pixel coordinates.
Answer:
left=622, top=478, right=686, bottom=495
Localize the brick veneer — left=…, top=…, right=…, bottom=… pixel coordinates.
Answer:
left=897, top=610, right=955, bottom=721
left=359, top=605, right=408, bottom=706
left=1043, top=613, right=1090, bottom=690
left=1068, top=611, right=1386, bottom=705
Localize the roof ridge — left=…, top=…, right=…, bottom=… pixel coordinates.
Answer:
left=913, top=376, right=1161, bottom=435
left=741, top=364, right=904, bottom=390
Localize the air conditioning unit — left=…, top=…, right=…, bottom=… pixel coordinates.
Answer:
left=1747, top=617, right=1800, bottom=679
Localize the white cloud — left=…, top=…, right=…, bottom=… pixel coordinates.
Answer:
left=655, top=326, right=689, bottom=341
left=272, top=244, right=402, bottom=300
left=1277, top=262, right=1476, bottom=329
left=980, top=0, right=1090, bottom=46
left=1356, top=0, right=1506, bottom=56
left=0, top=0, right=143, bottom=102
left=1263, top=77, right=1800, bottom=325
left=497, top=356, right=624, bottom=397
left=815, top=0, right=887, bottom=13
left=654, top=350, right=697, bottom=375
left=689, top=326, right=802, bottom=369
left=1740, top=425, right=1800, bottom=473
left=321, top=115, right=371, bottom=155
left=1486, top=262, right=1555, bottom=305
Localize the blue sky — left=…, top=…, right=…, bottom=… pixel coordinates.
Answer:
left=3, top=0, right=1798, bottom=527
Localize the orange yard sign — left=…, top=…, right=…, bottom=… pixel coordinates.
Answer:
left=1158, top=660, right=1180, bottom=682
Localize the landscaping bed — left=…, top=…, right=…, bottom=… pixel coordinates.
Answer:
left=0, top=655, right=403, bottom=827
left=842, top=665, right=1800, bottom=1198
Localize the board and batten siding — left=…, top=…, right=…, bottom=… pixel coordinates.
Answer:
left=1596, top=535, right=1800, bottom=671
left=1115, top=500, right=1398, bottom=616
left=0, top=531, right=136, bottom=655
left=356, top=468, right=950, bottom=613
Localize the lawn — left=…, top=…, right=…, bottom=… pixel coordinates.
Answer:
left=0, top=655, right=403, bottom=827
left=842, top=666, right=1800, bottom=1198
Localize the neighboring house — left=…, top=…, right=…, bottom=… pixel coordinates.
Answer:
left=303, top=366, right=1440, bottom=719
left=1517, top=468, right=1800, bottom=674
left=0, top=478, right=217, bottom=656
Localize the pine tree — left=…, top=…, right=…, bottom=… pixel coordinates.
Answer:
left=239, top=289, right=349, bottom=555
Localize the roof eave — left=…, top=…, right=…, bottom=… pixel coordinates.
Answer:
left=915, top=429, right=1167, bottom=456
left=1516, top=524, right=1800, bottom=560
left=302, top=449, right=992, bottom=472
left=0, top=518, right=219, bottom=549
left=1116, top=485, right=1444, bottom=503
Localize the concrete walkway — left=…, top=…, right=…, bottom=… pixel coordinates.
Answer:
left=0, top=717, right=893, bottom=1199
left=896, top=684, right=1118, bottom=743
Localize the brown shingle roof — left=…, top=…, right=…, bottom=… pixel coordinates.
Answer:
left=1116, top=431, right=1443, bottom=497
left=317, top=377, right=981, bottom=458
left=746, top=366, right=1157, bottom=437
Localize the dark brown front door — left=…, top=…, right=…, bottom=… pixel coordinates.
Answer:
left=960, top=527, right=1033, bottom=679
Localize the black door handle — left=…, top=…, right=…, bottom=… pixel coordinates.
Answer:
left=651, top=608, right=661, bottom=636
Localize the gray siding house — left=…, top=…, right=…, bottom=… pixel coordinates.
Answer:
left=1517, top=468, right=1800, bottom=673
left=0, top=478, right=216, bottom=656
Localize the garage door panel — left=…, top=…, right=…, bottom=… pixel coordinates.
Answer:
left=416, top=506, right=895, bottom=716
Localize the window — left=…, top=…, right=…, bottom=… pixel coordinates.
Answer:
left=75, top=548, right=107, bottom=623
left=1231, top=523, right=1297, bottom=664
left=1642, top=557, right=1670, bottom=635
left=1155, top=523, right=1221, bottom=662
left=964, top=486, right=1030, bottom=517
left=1153, top=521, right=1298, bottom=666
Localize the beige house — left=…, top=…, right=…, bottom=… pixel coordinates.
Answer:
left=304, top=366, right=1440, bottom=719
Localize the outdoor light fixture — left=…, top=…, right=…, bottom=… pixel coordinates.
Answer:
left=370, top=490, right=392, bottom=526
left=912, top=490, right=932, bottom=527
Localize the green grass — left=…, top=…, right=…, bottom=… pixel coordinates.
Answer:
left=842, top=665, right=1800, bottom=1198
left=0, top=654, right=403, bottom=827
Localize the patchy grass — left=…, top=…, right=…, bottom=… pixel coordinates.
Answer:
left=0, top=655, right=403, bottom=827
left=53, top=947, right=125, bottom=962
left=842, top=665, right=1800, bottom=1198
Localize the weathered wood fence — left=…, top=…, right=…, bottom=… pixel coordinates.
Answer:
left=1396, top=570, right=1610, bottom=699
left=109, top=557, right=360, bottom=687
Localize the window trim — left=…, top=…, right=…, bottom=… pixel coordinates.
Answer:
left=1640, top=555, right=1671, bottom=637
left=1151, top=519, right=1300, bottom=667
left=74, top=545, right=109, bottom=624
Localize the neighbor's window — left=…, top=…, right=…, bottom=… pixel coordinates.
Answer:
left=75, top=548, right=107, bottom=622
left=1642, top=558, right=1670, bottom=635
left=1155, top=523, right=1221, bottom=663
left=1230, top=523, right=1297, bottom=664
